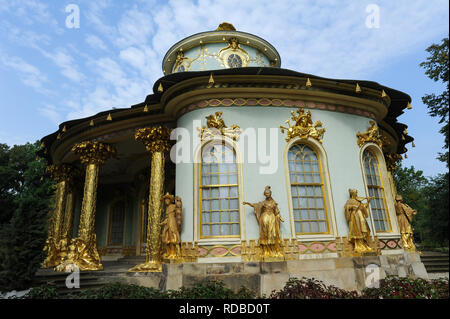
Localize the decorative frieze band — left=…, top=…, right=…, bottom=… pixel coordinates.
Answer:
left=178, top=98, right=377, bottom=119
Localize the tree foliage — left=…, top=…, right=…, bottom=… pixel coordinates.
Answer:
left=420, top=38, right=449, bottom=167
left=0, top=141, right=54, bottom=292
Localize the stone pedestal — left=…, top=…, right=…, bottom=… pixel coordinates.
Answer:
left=116, top=251, right=428, bottom=296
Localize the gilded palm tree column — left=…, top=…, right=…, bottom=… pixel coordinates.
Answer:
left=61, top=185, right=76, bottom=243
left=130, top=126, right=172, bottom=272
left=55, top=141, right=116, bottom=272
left=42, top=163, right=76, bottom=268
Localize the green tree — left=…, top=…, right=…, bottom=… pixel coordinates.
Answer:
left=420, top=173, right=449, bottom=247
left=0, top=141, right=54, bottom=292
left=420, top=38, right=449, bottom=167
left=0, top=143, right=19, bottom=224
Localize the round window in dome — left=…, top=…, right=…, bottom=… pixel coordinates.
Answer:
left=226, top=53, right=243, bottom=68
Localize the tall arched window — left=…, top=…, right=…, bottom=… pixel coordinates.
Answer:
left=199, top=143, right=240, bottom=238
left=108, top=200, right=126, bottom=245
left=362, top=149, right=390, bottom=232
left=288, top=144, right=329, bottom=234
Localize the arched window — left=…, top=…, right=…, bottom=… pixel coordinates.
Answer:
left=108, top=200, right=126, bottom=245
left=362, top=149, right=390, bottom=232
left=288, top=144, right=329, bottom=234
left=199, top=143, right=240, bottom=238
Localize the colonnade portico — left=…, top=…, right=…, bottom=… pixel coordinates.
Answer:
left=42, top=127, right=173, bottom=272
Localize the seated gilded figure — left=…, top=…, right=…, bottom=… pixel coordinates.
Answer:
left=160, top=193, right=182, bottom=259
left=243, top=186, right=284, bottom=259
left=344, top=189, right=375, bottom=255
left=394, top=194, right=417, bottom=251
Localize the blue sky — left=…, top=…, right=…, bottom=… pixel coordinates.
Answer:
left=0, top=0, right=448, bottom=177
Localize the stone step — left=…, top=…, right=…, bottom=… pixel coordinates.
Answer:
left=116, top=256, right=146, bottom=265
left=420, top=253, right=449, bottom=273
left=422, top=258, right=449, bottom=262
left=425, top=266, right=450, bottom=273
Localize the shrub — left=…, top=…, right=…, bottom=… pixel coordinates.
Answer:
left=22, top=285, right=59, bottom=299
left=361, top=276, right=449, bottom=299
left=20, top=276, right=448, bottom=299
left=269, top=277, right=360, bottom=299
left=66, top=281, right=169, bottom=299
left=167, top=279, right=257, bottom=299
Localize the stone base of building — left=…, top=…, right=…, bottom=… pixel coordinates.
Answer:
left=118, top=251, right=427, bottom=296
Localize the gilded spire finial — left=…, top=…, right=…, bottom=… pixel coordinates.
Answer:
left=305, top=78, right=312, bottom=88
left=208, top=73, right=214, bottom=85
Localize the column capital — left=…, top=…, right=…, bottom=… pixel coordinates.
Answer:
left=46, top=163, right=79, bottom=183
left=72, top=141, right=116, bottom=165
left=135, top=126, right=172, bottom=153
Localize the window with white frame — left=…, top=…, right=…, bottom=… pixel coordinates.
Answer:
left=199, top=143, right=240, bottom=238
left=288, top=144, right=329, bottom=234
left=362, top=149, right=391, bottom=232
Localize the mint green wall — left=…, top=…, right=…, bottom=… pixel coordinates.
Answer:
left=176, top=106, right=376, bottom=241
left=174, top=43, right=270, bottom=72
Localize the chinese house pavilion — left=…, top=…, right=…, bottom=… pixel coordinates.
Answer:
left=37, top=23, right=427, bottom=293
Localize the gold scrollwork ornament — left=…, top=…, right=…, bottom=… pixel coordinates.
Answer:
left=356, top=121, right=389, bottom=148
left=199, top=111, right=241, bottom=141
left=280, top=107, right=326, bottom=143
left=218, top=38, right=249, bottom=68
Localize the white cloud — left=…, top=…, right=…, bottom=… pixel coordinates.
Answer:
left=39, top=104, right=62, bottom=125
left=40, top=49, right=85, bottom=83
left=0, top=51, right=51, bottom=95
left=116, top=8, right=155, bottom=47
left=86, top=34, right=107, bottom=50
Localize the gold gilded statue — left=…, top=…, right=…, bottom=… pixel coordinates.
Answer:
left=160, top=193, right=182, bottom=260
left=394, top=194, right=417, bottom=251
left=344, top=189, right=375, bottom=255
left=243, top=186, right=284, bottom=260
